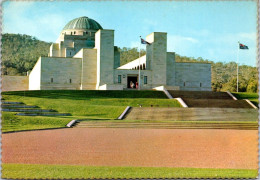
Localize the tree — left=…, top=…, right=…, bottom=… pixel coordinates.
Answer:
left=118, top=47, right=146, bottom=66
left=247, top=78, right=258, bottom=93
left=2, top=33, right=51, bottom=75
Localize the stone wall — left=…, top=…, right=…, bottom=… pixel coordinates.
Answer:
left=114, top=47, right=121, bottom=69
left=146, top=32, right=167, bottom=86
left=40, top=57, right=82, bottom=90
left=166, top=52, right=176, bottom=86
left=95, top=30, right=115, bottom=88
left=175, top=62, right=211, bottom=91
left=2, top=76, right=29, bottom=91
left=74, top=48, right=97, bottom=90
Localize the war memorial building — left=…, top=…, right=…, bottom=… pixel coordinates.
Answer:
left=4, top=16, right=212, bottom=91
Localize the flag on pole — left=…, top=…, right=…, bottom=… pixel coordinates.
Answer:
left=239, top=43, right=249, bottom=49
left=141, top=38, right=151, bottom=45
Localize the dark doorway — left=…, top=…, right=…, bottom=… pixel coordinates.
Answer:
left=127, top=76, right=138, bottom=89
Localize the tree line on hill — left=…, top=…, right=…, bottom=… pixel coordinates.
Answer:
left=2, top=33, right=258, bottom=93
left=2, top=33, right=51, bottom=76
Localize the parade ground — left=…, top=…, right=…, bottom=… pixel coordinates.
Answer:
left=3, top=128, right=258, bottom=169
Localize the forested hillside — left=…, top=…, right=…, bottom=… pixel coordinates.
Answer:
left=2, top=33, right=50, bottom=75
left=2, top=33, right=258, bottom=92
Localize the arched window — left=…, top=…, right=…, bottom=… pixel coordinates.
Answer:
left=71, top=32, right=72, bottom=35
left=143, top=64, right=146, bottom=70
left=74, top=31, right=76, bottom=34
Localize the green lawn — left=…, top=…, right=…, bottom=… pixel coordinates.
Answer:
left=2, top=164, right=258, bottom=179
left=232, top=92, right=259, bottom=107
left=2, top=90, right=181, bottom=132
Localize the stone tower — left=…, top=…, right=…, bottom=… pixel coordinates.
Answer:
left=146, top=32, right=167, bottom=87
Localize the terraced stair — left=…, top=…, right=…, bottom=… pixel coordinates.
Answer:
left=2, top=104, right=38, bottom=108
left=124, top=107, right=258, bottom=121
left=75, top=121, right=258, bottom=130
left=2, top=101, right=23, bottom=104
left=16, top=112, right=71, bottom=116
left=168, top=91, right=232, bottom=99
left=2, top=101, right=71, bottom=116
left=2, top=108, right=56, bottom=112
left=168, top=90, right=253, bottom=108
left=182, top=99, right=252, bottom=108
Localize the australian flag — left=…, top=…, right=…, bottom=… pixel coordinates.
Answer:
left=239, top=43, right=249, bottom=49
left=141, top=38, right=151, bottom=45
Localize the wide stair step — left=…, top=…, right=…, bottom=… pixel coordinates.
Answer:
left=16, top=112, right=71, bottom=116
left=183, top=99, right=253, bottom=108
left=2, top=101, right=24, bottom=104
left=1, top=104, right=38, bottom=108
left=75, top=121, right=257, bottom=130
left=2, top=108, right=56, bottom=112
left=168, top=91, right=232, bottom=99
left=124, top=107, right=257, bottom=121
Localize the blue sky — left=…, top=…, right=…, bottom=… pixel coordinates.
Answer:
left=2, top=0, right=258, bottom=66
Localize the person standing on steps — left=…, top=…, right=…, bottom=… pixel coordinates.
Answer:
left=130, top=81, right=134, bottom=88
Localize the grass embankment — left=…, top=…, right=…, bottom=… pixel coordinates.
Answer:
left=2, top=90, right=181, bottom=132
left=2, top=164, right=257, bottom=179
left=232, top=92, right=259, bottom=107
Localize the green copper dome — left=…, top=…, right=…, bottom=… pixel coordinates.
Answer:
left=63, top=16, right=103, bottom=30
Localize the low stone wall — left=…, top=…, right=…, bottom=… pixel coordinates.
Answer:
left=98, top=84, right=124, bottom=90
left=2, top=76, right=29, bottom=91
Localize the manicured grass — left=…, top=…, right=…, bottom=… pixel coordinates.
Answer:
left=3, top=90, right=169, bottom=99
left=232, top=92, right=259, bottom=107
left=2, top=90, right=181, bottom=132
left=2, top=112, right=73, bottom=132
left=2, top=164, right=258, bottom=179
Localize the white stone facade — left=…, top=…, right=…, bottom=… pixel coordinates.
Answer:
left=28, top=17, right=211, bottom=91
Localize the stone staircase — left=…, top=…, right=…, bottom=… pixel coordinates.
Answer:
left=168, top=90, right=253, bottom=108
left=2, top=101, right=71, bottom=116
left=74, top=107, right=258, bottom=130
left=124, top=107, right=258, bottom=121
left=168, top=91, right=232, bottom=99
left=183, top=99, right=252, bottom=108
left=74, top=121, right=257, bottom=130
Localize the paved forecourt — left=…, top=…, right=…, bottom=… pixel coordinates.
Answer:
left=2, top=128, right=257, bottom=169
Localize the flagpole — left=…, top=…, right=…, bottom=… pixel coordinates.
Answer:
left=138, top=36, right=141, bottom=90
left=236, top=41, right=239, bottom=93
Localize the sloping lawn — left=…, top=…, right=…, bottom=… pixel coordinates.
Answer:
left=2, top=90, right=181, bottom=132
left=232, top=92, right=258, bottom=107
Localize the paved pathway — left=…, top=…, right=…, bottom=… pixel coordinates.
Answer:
left=2, top=128, right=258, bottom=169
